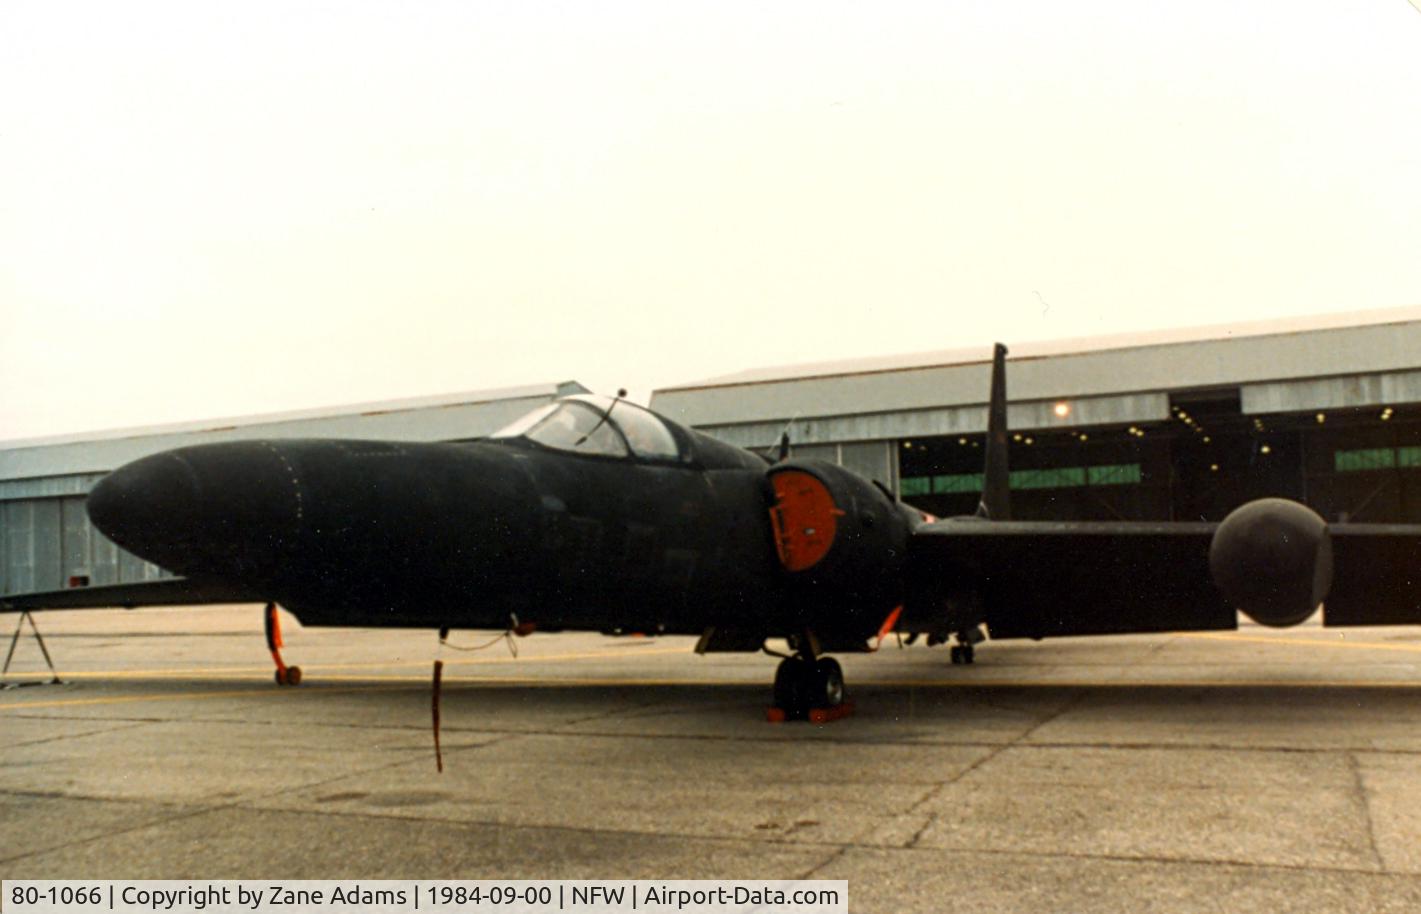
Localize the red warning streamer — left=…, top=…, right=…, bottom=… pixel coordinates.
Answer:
left=432, top=659, right=445, bottom=774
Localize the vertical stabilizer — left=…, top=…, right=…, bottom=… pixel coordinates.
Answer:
left=976, top=343, right=1010, bottom=520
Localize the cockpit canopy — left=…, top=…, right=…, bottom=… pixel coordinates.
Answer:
left=491, top=395, right=681, bottom=461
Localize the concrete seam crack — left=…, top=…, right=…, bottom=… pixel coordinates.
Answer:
left=1347, top=751, right=1386, bottom=873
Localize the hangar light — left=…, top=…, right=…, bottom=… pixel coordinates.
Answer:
left=1260, top=444, right=1272, bottom=455
left=1210, top=464, right=1220, bottom=472
left=1053, top=402, right=1071, bottom=418
left=1316, top=413, right=1326, bottom=424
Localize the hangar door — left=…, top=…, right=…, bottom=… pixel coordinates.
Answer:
left=1, top=496, right=165, bottom=594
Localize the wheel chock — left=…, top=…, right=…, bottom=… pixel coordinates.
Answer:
left=766, top=699, right=855, bottom=724
left=808, top=699, right=855, bottom=724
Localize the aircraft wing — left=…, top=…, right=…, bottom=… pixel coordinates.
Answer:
left=1, top=577, right=267, bottom=612
left=1324, top=524, right=1421, bottom=626
left=905, top=520, right=1229, bottom=639
left=904, top=519, right=1421, bottom=639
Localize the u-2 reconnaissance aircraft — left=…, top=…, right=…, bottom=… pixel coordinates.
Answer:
left=6, top=345, right=1421, bottom=716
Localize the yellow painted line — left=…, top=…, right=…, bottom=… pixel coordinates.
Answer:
left=1182, top=631, right=1421, bottom=654
left=868, top=677, right=1421, bottom=690
left=21, top=645, right=692, bottom=680
left=0, top=683, right=414, bottom=712
left=430, top=675, right=1421, bottom=691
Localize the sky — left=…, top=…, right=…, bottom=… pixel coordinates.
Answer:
left=2, top=1, right=1420, bottom=441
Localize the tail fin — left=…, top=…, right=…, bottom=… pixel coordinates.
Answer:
left=976, top=343, right=1010, bottom=520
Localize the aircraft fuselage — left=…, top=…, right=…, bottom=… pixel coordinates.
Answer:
left=84, top=402, right=910, bottom=648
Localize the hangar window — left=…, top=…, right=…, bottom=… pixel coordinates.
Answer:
left=1087, top=464, right=1142, bottom=486
left=901, top=463, right=1143, bottom=497
left=933, top=473, right=984, bottom=494
left=900, top=477, right=931, bottom=497
left=1013, top=467, right=1088, bottom=489
left=1334, top=447, right=1421, bottom=472
left=1335, top=448, right=1396, bottom=472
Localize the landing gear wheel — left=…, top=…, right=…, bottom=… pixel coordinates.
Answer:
left=773, top=655, right=847, bottom=720
left=960, top=644, right=974, bottom=665
left=950, top=645, right=962, bottom=664
left=774, top=657, right=811, bottom=714
left=285, top=665, right=302, bottom=686
left=812, top=657, right=844, bottom=709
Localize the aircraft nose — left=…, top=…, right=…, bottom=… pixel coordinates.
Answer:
left=87, top=452, right=201, bottom=554
left=87, top=443, right=300, bottom=579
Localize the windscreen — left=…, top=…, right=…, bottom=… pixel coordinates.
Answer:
left=491, top=396, right=680, bottom=461
left=492, top=400, right=627, bottom=457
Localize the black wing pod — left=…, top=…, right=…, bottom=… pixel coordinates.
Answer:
left=1209, top=497, right=1333, bottom=627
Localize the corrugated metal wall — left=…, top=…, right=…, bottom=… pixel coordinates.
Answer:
left=1, top=495, right=165, bottom=595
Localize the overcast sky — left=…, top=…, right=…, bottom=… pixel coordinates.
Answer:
left=3, top=1, right=1419, bottom=441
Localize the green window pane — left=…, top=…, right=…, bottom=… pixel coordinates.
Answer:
left=1335, top=448, right=1396, bottom=472
left=899, top=477, right=931, bottom=497
left=1088, top=463, right=1142, bottom=486
left=1398, top=447, right=1421, bottom=468
left=933, top=473, right=984, bottom=494
left=1010, top=467, right=1087, bottom=489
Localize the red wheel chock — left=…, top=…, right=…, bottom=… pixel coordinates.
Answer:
left=766, top=699, right=856, bottom=724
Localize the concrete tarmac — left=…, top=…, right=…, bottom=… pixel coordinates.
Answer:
left=3, top=605, right=1421, bottom=912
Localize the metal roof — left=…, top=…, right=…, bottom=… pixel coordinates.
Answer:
left=661, top=305, right=1421, bottom=392
left=650, top=306, right=1421, bottom=447
left=1, top=380, right=587, bottom=485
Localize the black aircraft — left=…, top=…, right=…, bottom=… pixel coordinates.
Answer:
left=5, top=345, right=1421, bottom=718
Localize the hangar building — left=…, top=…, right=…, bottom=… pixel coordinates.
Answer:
left=650, top=307, right=1421, bottom=525
left=5, top=307, right=1420, bottom=599
left=0, top=382, right=585, bottom=594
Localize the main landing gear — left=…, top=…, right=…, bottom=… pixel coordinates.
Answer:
left=949, top=626, right=985, bottom=665
left=928, top=626, right=984, bottom=664
left=768, top=633, right=853, bottom=723
left=264, top=602, right=302, bottom=686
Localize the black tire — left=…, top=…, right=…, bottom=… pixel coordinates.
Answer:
left=813, top=657, right=845, bottom=708
left=950, top=645, right=962, bottom=664
left=774, top=658, right=810, bottom=712
left=285, top=665, right=303, bottom=686
left=961, top=644, right=974, bottom=665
